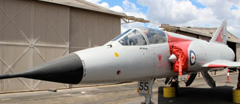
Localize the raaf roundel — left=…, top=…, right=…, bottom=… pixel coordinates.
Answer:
left=190, top=50, right=196, bottom=66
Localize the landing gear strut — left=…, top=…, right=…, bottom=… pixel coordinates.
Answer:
left=169, top=76, right=180, bottom=96
left=137, top=79, right=155, bottom=104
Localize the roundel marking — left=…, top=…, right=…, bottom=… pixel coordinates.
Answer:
left=190, top=50, right=196, bottom=66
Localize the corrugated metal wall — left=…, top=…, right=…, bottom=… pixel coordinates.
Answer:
left=69, top=8, right=120, bottom=52
left=0, top=0, right=121, bottom=93
left=0, top=0, right=70, bottom=93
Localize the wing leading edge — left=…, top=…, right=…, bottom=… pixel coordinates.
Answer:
left=203, top=60, right=240, bottom=68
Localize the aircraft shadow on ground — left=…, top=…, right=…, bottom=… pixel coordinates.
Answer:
left=158, top=86, right=234, bottom=104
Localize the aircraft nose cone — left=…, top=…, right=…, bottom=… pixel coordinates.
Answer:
left=169, top=54, right=177, bottom=63
left=23, top=53, right=84, bottom=84
left=0, top=53, right=84, bottom=84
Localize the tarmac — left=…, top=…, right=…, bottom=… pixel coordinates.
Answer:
left=0, top=73, right=238, bottom=104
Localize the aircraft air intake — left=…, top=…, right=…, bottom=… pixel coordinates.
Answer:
left=171, top=45, right=185, bottom=76
left=0, top=53, right=84, bottom=84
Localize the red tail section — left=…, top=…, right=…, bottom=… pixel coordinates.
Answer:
left=210, top=19, right=227, bottom=44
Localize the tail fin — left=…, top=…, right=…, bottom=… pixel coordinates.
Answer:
left=210, top=19, right=227, bottom=44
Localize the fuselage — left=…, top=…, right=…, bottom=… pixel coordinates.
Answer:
left=75, top=28, right=235, bottom=84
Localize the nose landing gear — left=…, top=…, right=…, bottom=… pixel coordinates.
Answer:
left=137, top=79, right=155, bottom=104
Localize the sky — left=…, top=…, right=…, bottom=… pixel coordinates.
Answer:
left=85, top=0, right=240, bottom=38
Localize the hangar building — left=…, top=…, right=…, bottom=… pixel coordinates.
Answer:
left=0, top=0, right=125, bottom=93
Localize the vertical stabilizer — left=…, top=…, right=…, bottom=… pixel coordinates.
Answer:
left=210, top=19, right=227, bottom=44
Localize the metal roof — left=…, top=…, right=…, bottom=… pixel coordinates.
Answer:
left=38, top=0, right=126, bottom=17
left=160, top=24, right=240, bottom=43
left=179, top=27, right=240, bottom=43
left=122, top=16, right=150, bottom=24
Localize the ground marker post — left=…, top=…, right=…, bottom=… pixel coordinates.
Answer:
left=226, top=69, right=230, bottom=83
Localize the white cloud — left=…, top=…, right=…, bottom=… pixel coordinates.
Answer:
left=120, top=0, right=147, bottom=32
left=197, top=0, right=236, bottom=19
left=96, top=2, right=124, bottom=13
left=138, top=0, right=198, bottom=24
left=197, top=0, right=240, bottom=37
left=99, top=2, right=109, bottom=8
left=123, top=0, right=140, bottom=13
left=85, top=0, right=148, bottom=33
left=85, top=0, right=240, bottom=38
left=138, top=0, right=240, bottom=38
left=85, top=0, right=101, bottom=4
left=110, top=5, right=124, bottom=13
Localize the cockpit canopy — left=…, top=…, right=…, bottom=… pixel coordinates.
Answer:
left=112, top=27, right=167, bottom=46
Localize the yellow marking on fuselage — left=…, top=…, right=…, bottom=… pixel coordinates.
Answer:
left=114, top=52, right=119, bottom=57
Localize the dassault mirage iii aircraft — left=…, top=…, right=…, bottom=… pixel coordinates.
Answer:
left=0, top=19, right=239, bottom=103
